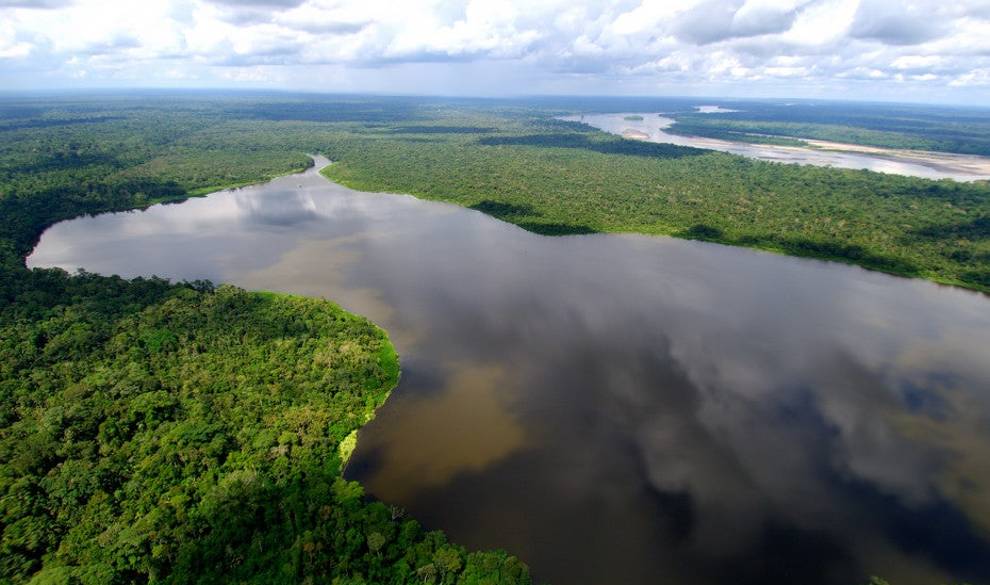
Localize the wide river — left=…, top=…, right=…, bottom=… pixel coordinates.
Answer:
left=29, top=157, right=990, bottom=585
left=567, top=113, right=990, bottom=182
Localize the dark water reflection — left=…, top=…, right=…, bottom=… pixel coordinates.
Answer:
left=29, top=158, right=990, bottom=585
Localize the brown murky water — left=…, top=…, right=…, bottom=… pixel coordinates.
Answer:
left=29, top=158, right=990, bottom=585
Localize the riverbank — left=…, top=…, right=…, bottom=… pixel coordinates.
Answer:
left=571, top=113, right=990, bottom=182
left=29, top=152, right=990, bottom=585
left=321, top=132, right=990, bottom=294
left=802, top=138, right=990, bottom=175
left=0, top=160, right=532, bottom=584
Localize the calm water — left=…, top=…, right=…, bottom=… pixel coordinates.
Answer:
left=29, top=158, right=990, bottom=585
left=568, top=113, right=990, bottom=182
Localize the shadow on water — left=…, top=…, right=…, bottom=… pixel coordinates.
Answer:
left=515, top=221, right=598, bottom=235
left=469, top=200, right=599, bottom=235
left=680, top=223, right=923, bottom=277
left=468, top=200, right=539, bottom=220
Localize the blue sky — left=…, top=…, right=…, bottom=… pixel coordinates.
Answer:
left=2, top=0, right=990, bottom=104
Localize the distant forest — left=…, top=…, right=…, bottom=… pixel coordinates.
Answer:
left=0, top=92, right=988, bottom=584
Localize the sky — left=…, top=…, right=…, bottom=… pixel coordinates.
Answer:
left=2, top=0, right=990, bottom=104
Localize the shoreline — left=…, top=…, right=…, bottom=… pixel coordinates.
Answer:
left=569, top=113, right=990, bottom=182
left=320, top=156, right=988, bottom=295
left=27, top=150, right=989, bottom=302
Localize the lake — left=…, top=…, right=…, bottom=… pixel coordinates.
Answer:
left=567, top=113, right=990, bottom=182
left=28, top=157, right=990, bottom=585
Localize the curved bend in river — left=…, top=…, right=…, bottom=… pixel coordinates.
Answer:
left=567, top=113, right=990, bottom=181
left=29, top=156, right=990, bottom=585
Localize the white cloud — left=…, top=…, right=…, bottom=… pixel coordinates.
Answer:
left=779, top=0, right=858, bottom=45
left=950, top=68, right=990, bottom=87
left=0, top=0, right=988, bottom=101
left=891, top=55, right=943, bottom=70
left=608, top=0, right=699, bottom=36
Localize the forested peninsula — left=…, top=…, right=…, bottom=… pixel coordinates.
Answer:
left=0, top=97, right=532, bottom=584
left=2, top=91, right=989, bottom=584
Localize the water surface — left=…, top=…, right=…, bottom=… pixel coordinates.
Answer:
left=568, top=113, right=990, bottom=181
left=29, top=158, right=990, bottom=585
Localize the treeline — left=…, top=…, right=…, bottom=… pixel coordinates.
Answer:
left=322, top=117, right=990, bottom=291
left=662, top=121, right=810, bottom=146
left=666, top=104, right=990, bottom=155
left=0, top=273, right=529, bottom=584
left=1, top=92, right=988, bottom=582
left=1, top=92, right=987, bottom=291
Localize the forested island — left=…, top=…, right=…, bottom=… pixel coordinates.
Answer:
left=1, top=92, right=989, bottom=584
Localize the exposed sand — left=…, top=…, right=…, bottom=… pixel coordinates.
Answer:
left=804, top=139, right=990, bottom=175
left=583, top=113, right=990, bottom=181
left=622, top=129, right=650, bottom=140
left=695, top=105, right=740, bottom=114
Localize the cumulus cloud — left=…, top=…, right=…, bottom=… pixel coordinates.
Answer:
left=672, top=0, right=811, bottom=45
left=0, top=0, right=73, bottom=8
left=209, top=0, right=304, bottom=5
left=0, top=0, right=989, bottom=100
left=849, top=0, right=948, bottom=45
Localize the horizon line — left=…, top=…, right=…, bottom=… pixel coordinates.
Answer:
left=1, top=87, right=989, bottom=110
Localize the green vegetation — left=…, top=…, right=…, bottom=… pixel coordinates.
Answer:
left=1, top=90, right=987, bottom=584
left=0, top=95, right=532, bottom=584
left=0, top=275, right=530, bottom=584
left=667, top=116, right=957, bottom=150
left=320, top=116, right=990, bottom=291
left=1, top=93, right=988, bottom=292
left=663, top=121, right=810, bottom=146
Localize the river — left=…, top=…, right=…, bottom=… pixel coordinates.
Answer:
left=28, top=157, right=990, bottom=585
left=566, top=113, right=990, bottom=182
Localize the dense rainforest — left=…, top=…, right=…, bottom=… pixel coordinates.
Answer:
left=1, top=91, right=988, bottom=584
left=2, top=93, right=988, bottom=291
left=321, top=120, right=989, bottom=290
left=0, top=95, right=532, bottom=584
left=0, top=277, right=528, bottom=584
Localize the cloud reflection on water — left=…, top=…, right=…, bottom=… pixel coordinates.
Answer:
left=27, top=157, right=990, bottom=585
